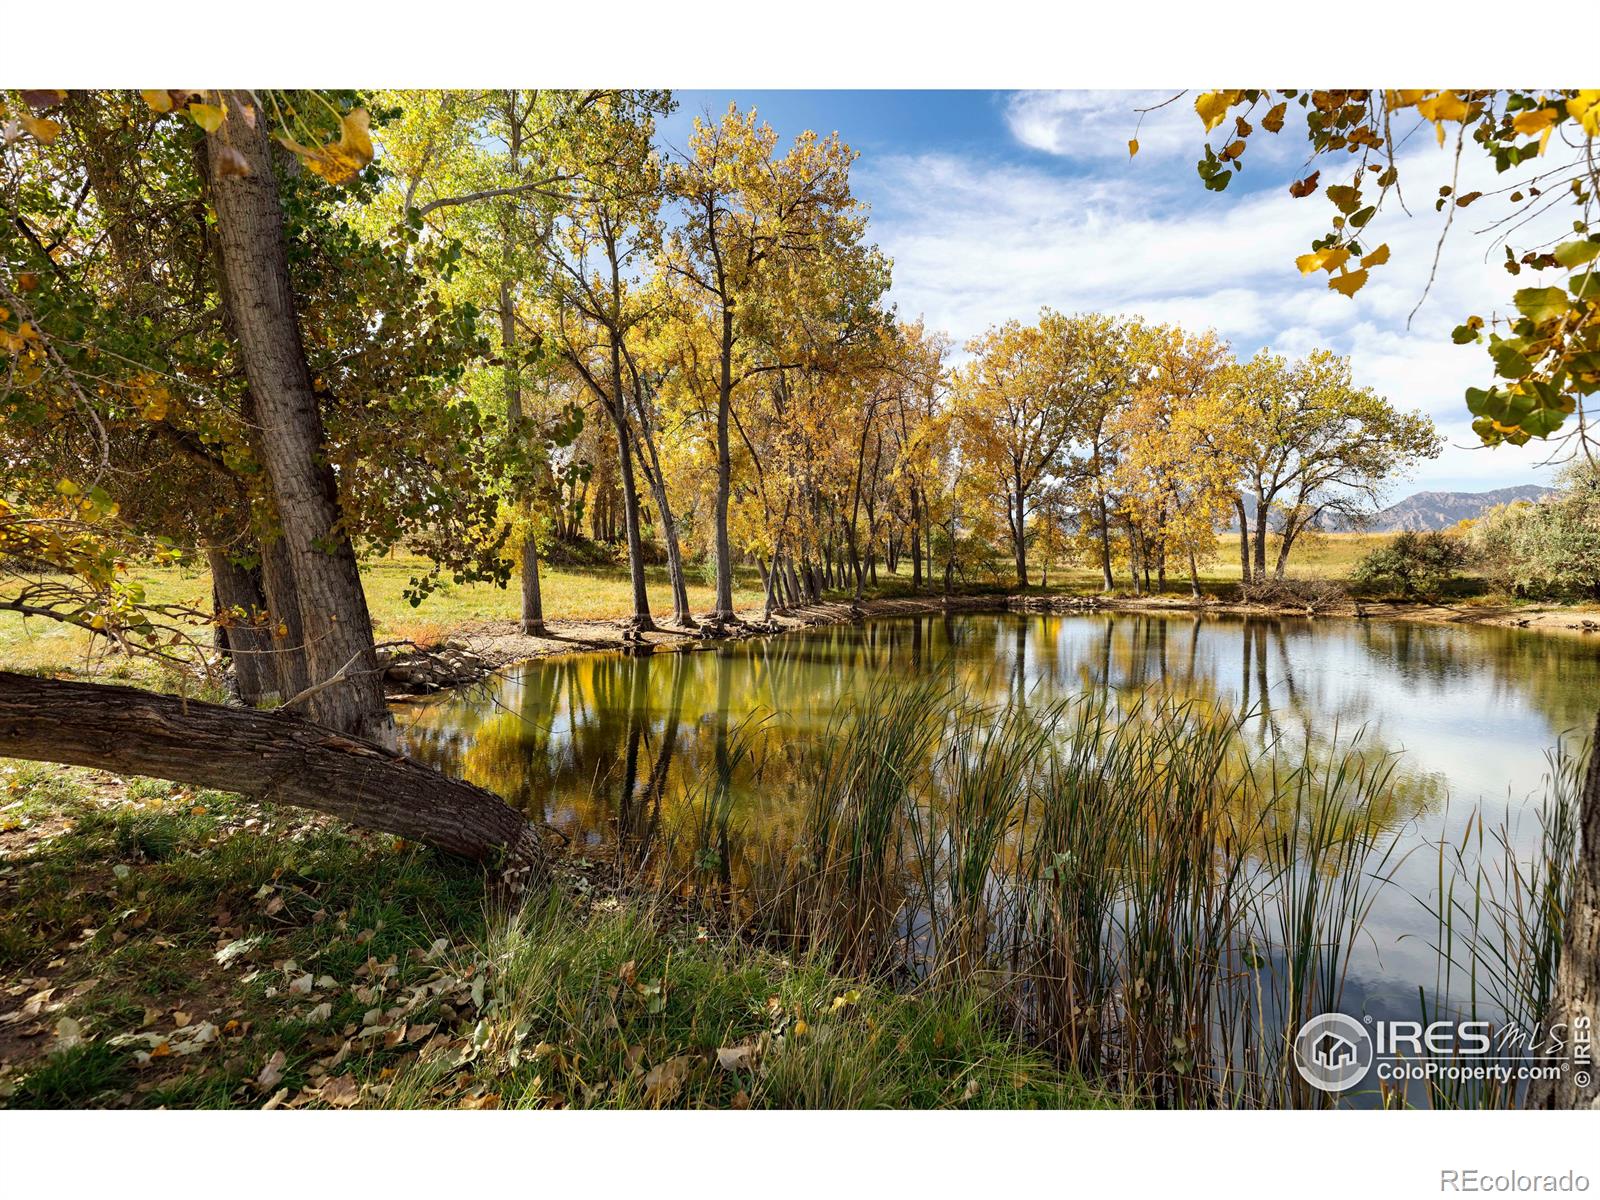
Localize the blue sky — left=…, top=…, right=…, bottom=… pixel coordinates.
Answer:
left=665, top=90, right=1573, bottom=498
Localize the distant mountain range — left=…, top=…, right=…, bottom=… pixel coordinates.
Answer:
left=1342, top=485, right=1553, bottom=532
left=1228, top=485, right=1553, bottom=533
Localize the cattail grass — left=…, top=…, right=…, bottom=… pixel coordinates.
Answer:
left=630, top=676, right=1583, bottom=1109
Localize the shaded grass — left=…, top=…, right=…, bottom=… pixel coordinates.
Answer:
left=0, top=762, right=1118, bottom=1110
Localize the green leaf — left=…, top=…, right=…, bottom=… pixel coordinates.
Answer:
left=1489, top=341, right=1533, bottom=379
left=1552, top=239, right=1600, bottom=269
left=1513, top=286, right=1570, bottom=324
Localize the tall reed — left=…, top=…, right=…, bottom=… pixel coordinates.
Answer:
left=651, top=678, right=1582, bottom=1109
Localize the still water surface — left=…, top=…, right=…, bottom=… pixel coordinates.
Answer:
left=400, top=611, right=1599, bottom=1021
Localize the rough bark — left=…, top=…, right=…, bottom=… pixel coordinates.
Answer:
left=1251, top=487, right=1270, bottom=580
left=205, top=95, right=390, bottom=744
left=206, top=547, right=276, bottom=705
left=0, top=672, right=543, bottom=872
left=1011, top=481, right=1029, bottom=588
left=257, top=533, right=310, bottom=702
left=519, top=529, right=547, bottom=636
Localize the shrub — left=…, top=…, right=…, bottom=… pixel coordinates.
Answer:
left=1350, top=531, right=1467, bottom=598
left=1467, top=465, right=1600, bottom=601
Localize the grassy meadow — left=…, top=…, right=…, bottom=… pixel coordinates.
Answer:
left=1, top=531, right=1423, bottom=680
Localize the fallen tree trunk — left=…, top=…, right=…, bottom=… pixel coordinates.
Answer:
left=0, top=672, right=543, bottom=876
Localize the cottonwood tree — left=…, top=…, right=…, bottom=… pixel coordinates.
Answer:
left=1219, top=348, right=1440, bottom=581
left=660, top=106, right=884, bottom=628
left=1112, top=325, right=1236, bottom=596
left=4, top=90, right=505, bottom=719
left=541, top=91, right=682, bottom=631
left=366, top=88, right=604, bottom=637
left=951, top=310, right=1083, bottom=587
left=1, top=89, right=542, bottom=867
left=1062, top=314, right=1139, bottom=593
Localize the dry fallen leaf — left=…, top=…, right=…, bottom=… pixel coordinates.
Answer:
left=319, top=1075, right=361, bottom=1108
left=714, top=1042, right=760, bottom=1072
left=643, top=1054, right=696, bottom=1107
left=257, top=1049, right=286, bottom=1091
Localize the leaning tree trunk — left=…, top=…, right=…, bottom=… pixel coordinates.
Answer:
left=1531, top=711, right=1600, bottom=1109
left=206, top=95, right=390, bottom=744
left=0, top=672, right=543, bottom=873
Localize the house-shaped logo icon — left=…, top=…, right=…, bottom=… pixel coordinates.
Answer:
left=1293, top=1013, right=1374, bottom=1092
left=1310, top=1030, right=1358, bottom=1071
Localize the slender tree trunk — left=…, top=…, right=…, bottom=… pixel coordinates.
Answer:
left=651, top=475, right=694, bottom=627
left=1235, top=496, right=1253, bottom=585
left=0, top=672, right=542, bottom=872
left=206, top=102, right=389, bottom=742
left=1188, top=550, right=1201, bottom=599
left=1252, top=488, right=1269, bottom=580
left=605, top=392, right=654, bottom=631
left=1273, top=517, right=1298, bottom=580
left=1098, top=495, right=1115, bottom=592
left=627, top=406, right=694, bottom=628
left=520, top=531, right=547, bottom=636
left=499, top=281, right=548, bottom=637
left=910, top=487, right=924, bottom=590
left=711, top=304, right=737, bottom=624
left=1011, top=482, right=1029, bottom=588
left=206, top=547, right=275, bottom=705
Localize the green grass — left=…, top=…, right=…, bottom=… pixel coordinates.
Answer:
left=0, top=762, right=1118, bottom=1110
left=380, top=898, right=1117, bottom=1110
left=0, top=550, right=771, bottom=681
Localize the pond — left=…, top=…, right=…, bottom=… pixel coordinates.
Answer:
left=399, top=610, right=1599, bottom=1098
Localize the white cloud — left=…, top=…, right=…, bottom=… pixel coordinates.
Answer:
left=1004, top=89, right=1307, bottom=164
left=860, top=124, right=1576, bottom=494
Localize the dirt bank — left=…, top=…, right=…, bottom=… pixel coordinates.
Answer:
left=411, top=590, right=1597, bottom=689
left=437, top=594, right=1013, bottom=673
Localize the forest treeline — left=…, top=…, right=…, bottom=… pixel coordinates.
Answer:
left=4, top=89, right=1438, bottom=723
